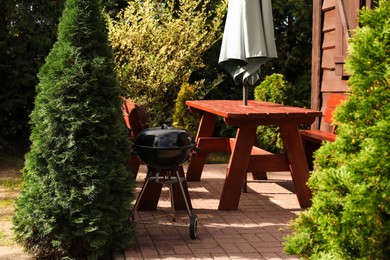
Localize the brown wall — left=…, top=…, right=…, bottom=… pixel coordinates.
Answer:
left=311, top=0, right=372, bottom=131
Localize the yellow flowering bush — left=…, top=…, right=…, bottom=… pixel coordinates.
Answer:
left=108, top=0, right=226, bottom=125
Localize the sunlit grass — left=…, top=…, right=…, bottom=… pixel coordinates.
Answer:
left=0, top=229, right=14, bottom=246
left=0, top=230, right=6, bottom=241
left=0, top=144, right=25, bottom=248
left=0, top=198, right=15, bottom=207
left=0, top=179, right=22, bottom=190
left=0, top=196, right=18, bottom=246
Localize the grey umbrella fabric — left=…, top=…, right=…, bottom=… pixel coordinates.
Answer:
left=219, top=0, right=277, bottom=105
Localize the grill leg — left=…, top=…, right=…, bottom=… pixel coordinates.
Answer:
left=129, top=169, right=152, bottom=221
left=174, top=170, right=192, bottom=218
left=168, top=170, right=176, bottom=221
left=173, top=169, right=198, bottom=239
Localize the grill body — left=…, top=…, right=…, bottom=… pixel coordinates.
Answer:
left=134, top=127, right=195, bottom=169
left=130, top=125, right=198, bottom=239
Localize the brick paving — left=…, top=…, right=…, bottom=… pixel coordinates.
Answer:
left=123, top=164, right=301, bottom=260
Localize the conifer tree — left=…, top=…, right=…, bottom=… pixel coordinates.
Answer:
left=13, top=0, right=134, bottom=258
left=284, top=0, right=390, bottom=258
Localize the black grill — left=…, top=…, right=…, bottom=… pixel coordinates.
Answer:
left=133, top=125, right=195, bottom=169
left=130, top=125, right=198, bottom=239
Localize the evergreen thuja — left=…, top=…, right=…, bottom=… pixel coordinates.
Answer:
left=284, top=0, right=390, bottom=259
left=13, top=0, right=135, bottom=258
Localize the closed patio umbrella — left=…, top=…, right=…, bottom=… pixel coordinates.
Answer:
left=219, top=0, right=277, bottom=105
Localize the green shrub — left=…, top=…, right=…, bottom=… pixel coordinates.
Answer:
left=107, top=0, right=226, bottom=126
left=254, top=74, right=291, bottom=103
left=12, top=0, right=135, bottom=258
left=172, top=71, right=224, bottom=136
left=254, top=73, right=308, bottom=152
left=172, top=82, right=201, bottom=137
left=284, top=1, right=390, bottom=258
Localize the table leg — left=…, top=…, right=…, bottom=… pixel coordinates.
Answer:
left=186, top=113, right=217, bottom=181
left=301, top=140, right=321, bottom=172
left=136, top=171, right=163, bottom=211
left=218, top=125, right=257, bottom=210
left=251, top=139, right=268, bottom=180
left=279, top=125, right=312, bottom=208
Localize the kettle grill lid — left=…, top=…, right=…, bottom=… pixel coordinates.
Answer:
left=134, top=125, right=194, bottom=149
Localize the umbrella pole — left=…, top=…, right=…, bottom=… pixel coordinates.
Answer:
left=243, top=80, right=248, bottom=106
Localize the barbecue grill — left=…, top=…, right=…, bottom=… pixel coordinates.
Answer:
left=129, top=125, right=198, bottom=239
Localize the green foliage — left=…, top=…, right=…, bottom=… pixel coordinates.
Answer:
left=284, top=1, right=390, bottom=258
left=107, top=0, right=227, bottom=126
left=172, top=72, right=223, bottom=137
left=254, top=74, right=292, bottom=104
left=1, top=0, right=313, bottom=147
left=254, top=74, right=308, bottom=153
left=12, top=0, right=135, bottom=258
left=0, top=0, right=127, bottom=146
left=0, top=0, right=64, bottom=144
left=267, top=0, right=312, bottom=87
left=172, top=82, right=201, bottom=137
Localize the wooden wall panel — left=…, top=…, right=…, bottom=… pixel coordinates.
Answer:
left=323, top=8, right=336, bottom=32
left=321, top=49, right=335, bottom=69
left=322, top=0, right=335, bottom=11
left=322, top=30, right=336, bottom=49
left=311, top=0, right=323, bottom=129
left=321, top=70, right=349, bottom=92
left=334, top=0, right=360, bottom=76
left=312, top=0, right=362, bottom=131
left=344, top=1, right=360, bottom=29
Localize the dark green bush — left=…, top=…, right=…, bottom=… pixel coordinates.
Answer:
left=0, top=0, right=129, bottom=146
left=284, top=1, right=390, bottom=258
left=12, top=0, right=135, bottom=258
left=0, top=0, right=64, bottom=145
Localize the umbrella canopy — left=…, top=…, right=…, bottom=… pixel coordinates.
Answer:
left=219, top=0, right=277, bottom=105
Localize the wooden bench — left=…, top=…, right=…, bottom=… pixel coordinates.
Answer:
left=300, top=93, right=348, bottom=170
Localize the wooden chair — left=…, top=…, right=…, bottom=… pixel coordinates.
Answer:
left=300, top=93, right=348, bottom=170
left=122, top=98, right=148, bottom=178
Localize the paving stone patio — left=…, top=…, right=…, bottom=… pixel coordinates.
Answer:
left=124, top=164, right=301, bottom=259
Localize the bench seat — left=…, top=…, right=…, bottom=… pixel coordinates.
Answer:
left=299, top=129, right=336, bottom=143
left=299, top=93, right=347, bottom=170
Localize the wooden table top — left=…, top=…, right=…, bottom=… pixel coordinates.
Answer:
left=186, top=100, right=322, bottom=120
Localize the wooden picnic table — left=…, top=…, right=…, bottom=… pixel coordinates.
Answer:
left=185, top=100, right=322, bottom=210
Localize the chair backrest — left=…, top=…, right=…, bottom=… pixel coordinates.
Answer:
left=122, top=98, right=148, bottom=139
left=323, top=93, right=348, bottom=133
